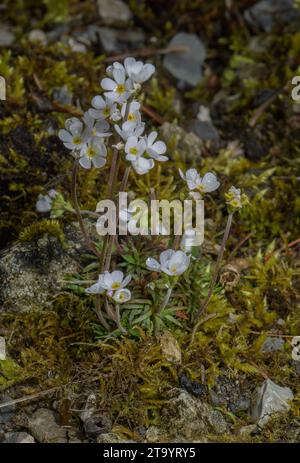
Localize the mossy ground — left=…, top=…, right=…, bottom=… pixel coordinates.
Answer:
left=0, top=0, right=299, bottom=442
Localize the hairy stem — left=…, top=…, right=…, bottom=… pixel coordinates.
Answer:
left=94, top=295, right=110, bottom=331
left=71, top=161, right=101, bottom=257
left=190, top=212, right=234, bottom=343
left=99, top=148, right=120, bottom=272
left=158, top=286, right=173, bottom=315
left=115, top=304, right=127, bottom=334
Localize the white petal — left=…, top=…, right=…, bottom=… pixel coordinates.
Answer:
left=92, top=155, right=106, bottom=168
left=146, top=257, right=161, bottom=271
left=113, top=68, right=125, bottom=84
left=202, top=172, right=220, bottom=192
left=160, top=249, right=174, bottom=267
left=101, top=78, right=116, bottom=91
left=92, top=95, right=105, bottom=109
left=152, top=141, right=166, bottom=154
left=147, top=131, right=157, bottom=146
left=79, top=156, right=92, bottom=169
left=85, top=282, right=105, bottom=294
left=58, top=129, right=72, bottom=142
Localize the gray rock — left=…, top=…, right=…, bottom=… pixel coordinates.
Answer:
left=163, top=33, right=206, bottom=87
left=0, top=336, right=5, bottom=360
left=97, top=432, right=135, bottom=443
left=188, top=120, right=219, bottom=141
left=244, top=0, right=298, bottom=32
left=28, top=408, right=67, bottom=443
left=0, top=225, right=83, bottom=313
left=251, top=379, right=294, bottom=427
left=159, top=331, right=181, bottom=364
left=4, top=432, right=35, bottom=443
left=98, top=27, right=145, bottom=53
left=0, top=394, right=15, bottom=424
left=292, top=360, right=300, bottom=376
left=97, top=0, right=132, bottom=26
left=260, top=336, right=285, bottom=353
left=79, top=393, right=111, bottom=438
left=160, top=122, right=204, bottom=162
left=162, top=390, right=228, bottom=440
left=238, top=424, right=258, bottom=436
left=0, top=24, right=15, bottom=47
left=53, top=85, right=73, bottom=105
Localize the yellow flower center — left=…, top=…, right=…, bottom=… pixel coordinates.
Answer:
left=128, top=112, right=136, bottom=121
left=103, top=106, right=110, bottom=117
left=112, top=282, right=121, bottom=290
left=170, top=265, right=177, bottom=273
left=231, top=199, right=241, bottom=208
left=87, top=147, right=96, bottom=158
left=116, top=84, right=125, bottom=95
left=73, top=136, right=82, bottom=145
left=129, top=147, right=138, bottom=155
left=197, top=184, right=205, bottom=193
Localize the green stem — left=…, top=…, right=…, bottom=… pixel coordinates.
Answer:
left=71, top=161, right=101, bottom=257
left=190, top=212, right=234, bottom=343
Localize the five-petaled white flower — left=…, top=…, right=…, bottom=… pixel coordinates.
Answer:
left=114, top=122, right=145, bottom=141
left=179, top=168, right=220, bottom=195
left=83, top=112, right=111, bottom=140
left=101, top=67, right=132, bottom=104
left=112, top=288, right=131, bottom=304
left=146, top=249, right=190, bottom=276
left=124, top=57, right=155, bottom=83
left=58, top=118, right=87, bottom=151
left=131, top=156, right=154, bottom=175
left=86, top=270, right=131, bottom=295
left=144, top=131, right=168, bottom=162
left=88, top=95, right=117, bottom=120
left=125, top=135, right=146, bottom=161
left=121, top=100, right=142, bottom=131
left=79, top=138, right=107, bottom=169
left=36, top=189, right=57, bottom=213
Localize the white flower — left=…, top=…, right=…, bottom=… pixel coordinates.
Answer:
left=101, top=67, right=132, bottom=103
left=228, top=186, right=241, bottom=198
left=125, top=135, right=146, bottom=161
left=36, top=189, right=57, bottom=213
left=58, top=118, right=87, bottom=151
left=79, top=138, right=107, bottom=169
left=106, top=62, right=125, bottom=77
left=146, top=249, right=190, bottom=276
left=86, top=270, right=131, bottom=295
left=100, top=270, right=131, bottom=291
left=131, top=156, right=154, bottom=175
left=112, top=288, right=131, bottom=304
left=121, top=100, right=142, bottom=131
left=114, top=122, right=145, bottom=141
left=144, top=131, right=168, bottom=161
left=124, top=57, right=155, bottom=83
left=88, top=95, right=117, bottom=120
left=179, top=168, right=220, bottom=194
left=83, top=112, right=111, bottom=140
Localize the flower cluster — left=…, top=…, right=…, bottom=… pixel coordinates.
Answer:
left=225, top=186, right=248, bottom=210
left=86, top=270, right=131, bottom=304
left=146, top=249, right=190, bottom=276
left=59, top=57, right=167, bottom=175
